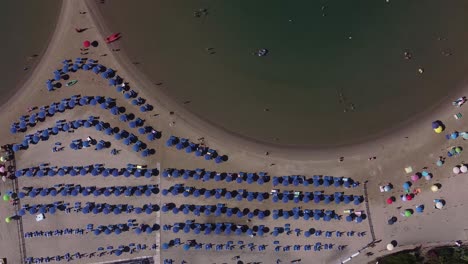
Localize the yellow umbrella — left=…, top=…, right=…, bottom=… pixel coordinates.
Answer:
left=431, top=185, right=439, bottom=192
left=5, top=217, right=11, bottom=223
left=434, top=126, right=443, bottom=133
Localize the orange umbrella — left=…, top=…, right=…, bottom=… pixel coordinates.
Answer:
left=83, top=40, right=91, bottom=48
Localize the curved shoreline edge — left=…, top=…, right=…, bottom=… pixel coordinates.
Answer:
left=85, top=0, right=467, bottom=161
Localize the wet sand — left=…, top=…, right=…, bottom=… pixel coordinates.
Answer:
left=0, top=1, right=468, bottom=264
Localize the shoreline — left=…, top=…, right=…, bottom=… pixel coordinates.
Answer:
left=86, top=0, right=466, bottom=161
left=0, top=1, right=63, bottom=113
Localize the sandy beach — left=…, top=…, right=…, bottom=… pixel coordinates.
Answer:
left=0, top=1, right=468, bottom=264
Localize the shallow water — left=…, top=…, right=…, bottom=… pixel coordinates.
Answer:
left=98, top=0, right=468, bottom=147
left=0, top=1, right=60, bottom=106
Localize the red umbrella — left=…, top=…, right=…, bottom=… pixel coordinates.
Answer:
left=386, top=197, right=394, bottom=204
left=406, top=194, right=413, bottom=201
left=83, top=40, right=91, bottom=48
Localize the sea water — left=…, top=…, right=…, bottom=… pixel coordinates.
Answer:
left=98, top=0, right=468, bottom=147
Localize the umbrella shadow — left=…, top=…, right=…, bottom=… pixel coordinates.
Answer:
left=91, top=41, right=99, bottom=47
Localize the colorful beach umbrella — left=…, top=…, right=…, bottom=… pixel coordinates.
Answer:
left=386, top=244, right=394, bottom=251
left=386, top=197, right=394, bottom=204
left=461, top=165, right=468, bottom=173
left=83, top=40, right=91, bottom=48
left=404, top=210, right=412, bottom=217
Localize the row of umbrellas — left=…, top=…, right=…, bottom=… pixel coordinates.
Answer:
left=272, top=209, right=340, bottom=221
left=161, top=203, right=270, bottom=219
left=15, top=166, right=157, bottom=178
left=26, top=252, right=84, bottom=264
left=11, top=96, right=118, bottom=133
left=47, top=58, right=95, bottom=89
left=453, top=164, right=468, bottom=174
left=162, top=168, right=269, bottom=184
left=271, top=191, right=363, bottom=205
left=447, top=146, right=463, bottom=157
left=275, top=244, right=328, bottom=252
left=162, top=241, right=267, bottom=252
left=20, top=202, right=158, bottom=216
left=12, top=118, right=156, bottom=157
left=166, top=136, right=228, bottom=163
left=70, top=139, right=108, bottom=150
left=12, top=94, right=160, bottom=140
left=17, top=185, right=158, bottom=199
left=272, top=175, right=358, bottom=188
left=409, top=171, right=432, bottom=182
left=49, top=57, right=156, bottom=132
left=162, top=185, right=269, bottom=202
left=168, top=222, right=268, bottom=236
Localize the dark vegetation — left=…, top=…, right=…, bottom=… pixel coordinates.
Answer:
left=377, top=246, right=468, bottom=264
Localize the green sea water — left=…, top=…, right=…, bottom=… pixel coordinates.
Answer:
left=0, top=1, right=60, bottom=106
left=98, top=0, right=468, bottom=147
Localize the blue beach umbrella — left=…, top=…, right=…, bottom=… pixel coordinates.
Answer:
left=134, top=228, right=142, bottom=235
left=48, top=189, right=58, bottom=197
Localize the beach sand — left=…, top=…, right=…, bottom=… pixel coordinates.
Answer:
left=0, top=0, right=467, bottom=264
